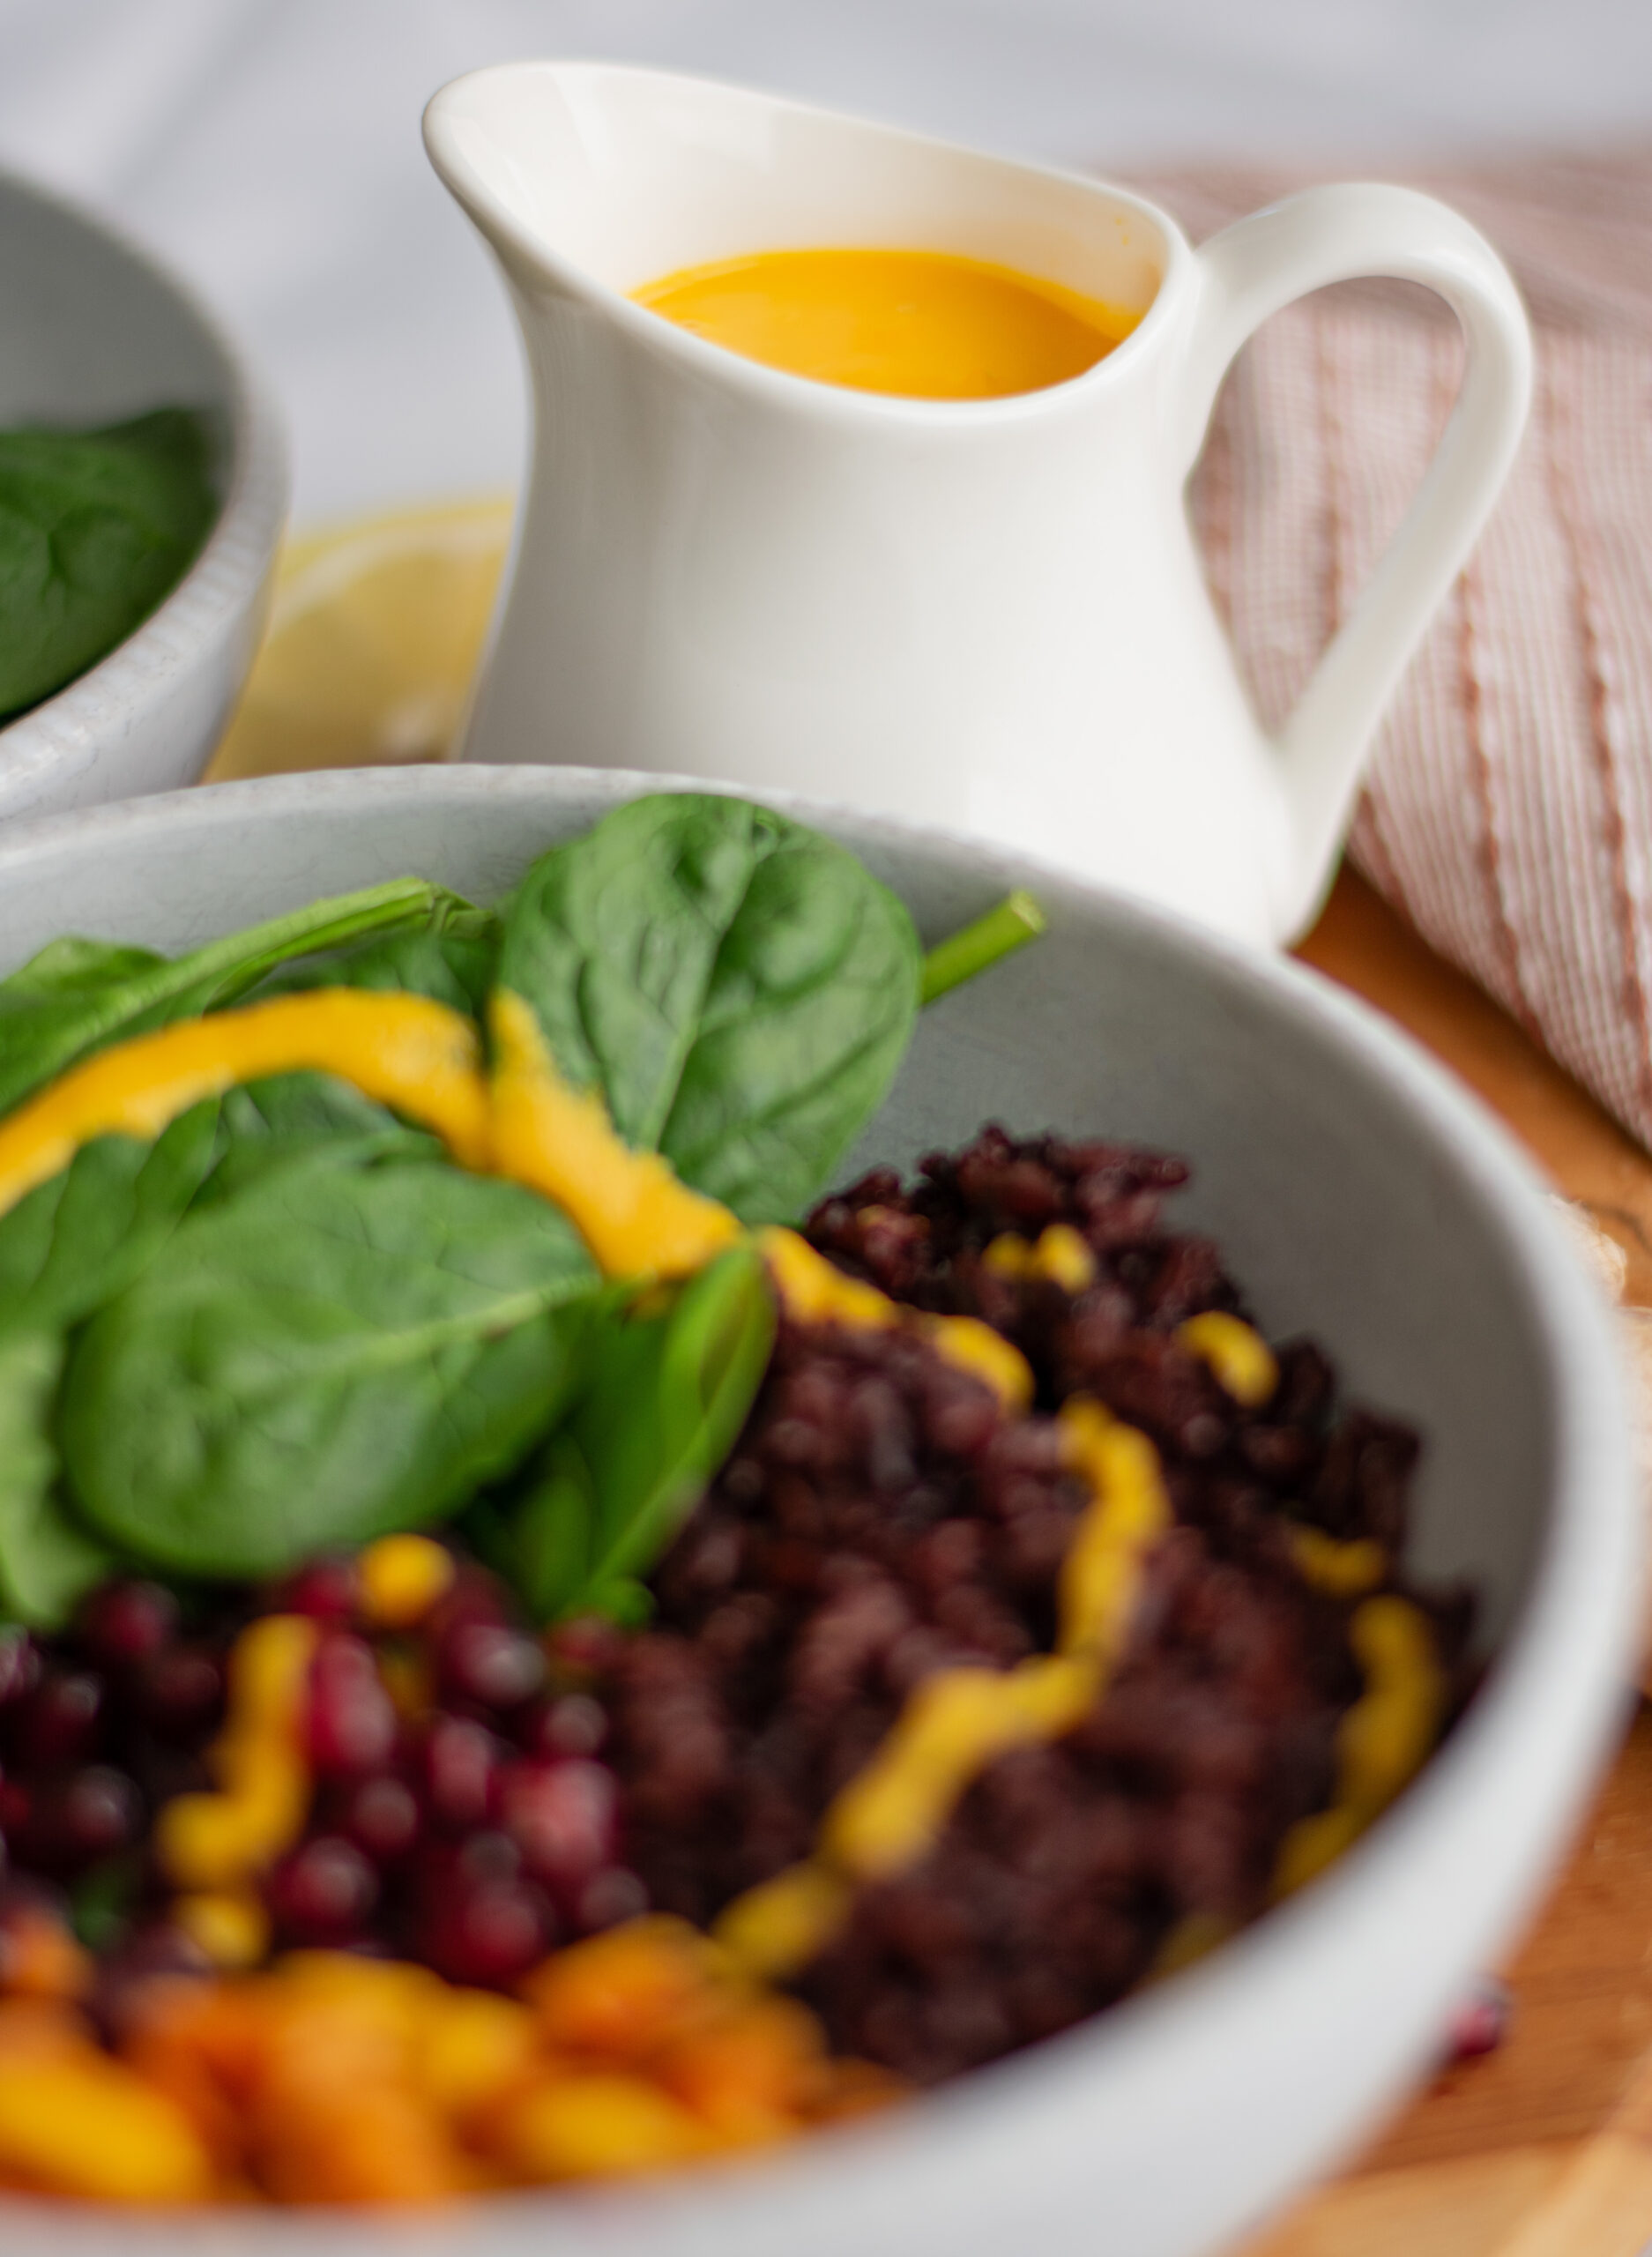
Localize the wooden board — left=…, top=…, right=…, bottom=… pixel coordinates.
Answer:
left=1233, top=867, right=1652, bottom=2257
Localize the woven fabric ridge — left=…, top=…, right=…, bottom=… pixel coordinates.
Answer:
left=1134, top=154, right=1652, bottom=1151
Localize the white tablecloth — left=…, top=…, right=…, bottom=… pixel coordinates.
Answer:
left=3, top=0, right=1649, bottom=518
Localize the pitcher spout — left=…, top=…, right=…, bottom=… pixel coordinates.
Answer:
left=425, top=62, right=1166, bottom=332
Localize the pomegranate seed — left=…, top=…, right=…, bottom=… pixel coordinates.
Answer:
left=306, top=1634, right=397, bottom=1778
left=438, top=1622, right=545, bottom=1713
left=519, top=1693, right=607, bottom=1760
left=23, top=1767, right=141, bottom=1870
left=132, top=1647, right=223, bottom=1739
left=417, top=1716, right=501, bottom=1832
left=279, top=1555, right=360, bottom=1620
left=77, top=1581, right=178, bottom=1670
left=407, top=1830, right=520, bottom=1913
left=1445, top=1975, right=1512, bottom=2062
left=339, top=1775, right=420, bottom=1864
left=419, top=1875, right=550, bottom=1986
left=266, top=1836, right=378, bottom=1943
left=576, top=1867, right=649, bottom=1933
left=65, top=1767, right=141, bottom=1857
left=455, top=1829, right=522, bottom=1885
left=0, top=1631, right=38, bottom=1709
left=498, top=1758, right=618, bottom=1894
left=15, top=1672, right=104, bottom=1769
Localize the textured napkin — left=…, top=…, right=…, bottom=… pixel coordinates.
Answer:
left=1132, top=154, right=1652, bottom=1148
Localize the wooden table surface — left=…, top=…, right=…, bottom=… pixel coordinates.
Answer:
left=1234, top=868, right=1652, bottom=2257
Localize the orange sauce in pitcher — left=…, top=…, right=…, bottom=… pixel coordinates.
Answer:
left=631, top=247, right=1137, bottom=400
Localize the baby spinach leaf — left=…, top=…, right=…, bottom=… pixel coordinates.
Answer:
left=479, top=1240, right=775, bottom=1621
left=0, top=935, right=167, bottom=1002
left=58, top=1158, right=600, bottom=1579
left=197, top=1074, right=437, bottom=1205
left=0, top=1081, right=430, bottom=1336
left=0, top=409, right=218, bottom=719
left=496, top=794, right=921, bottom=1224
left=0, top=1330, right=115, bottom=1628
left=0, top=1106, right=223, bottom=1336
left=0, top=875, right=468, bottom=1118
left=260, top=918, right=500, bottom=1020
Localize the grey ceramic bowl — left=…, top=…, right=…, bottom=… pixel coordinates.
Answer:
left=0, top=765, right=1636, bottom=2257
left=0, top=169, right=286, bottom=822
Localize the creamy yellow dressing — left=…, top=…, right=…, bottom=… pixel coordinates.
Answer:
left=1289, top=1527, right=1387, bottom=1598
left=632, top=248, right=1136, bottom=401
left=714, top=1394, right=1171, bottom=1979
left=0, top=989, right=493, bottom=1218
left=757, top=1226, right=1033, bottom=1412
left=1053, top=1397, right=1172, bottom=1659
left=982, top=1224, right=1098, bottom=1294
left=1175, top=1311, right=1279, bottom=1407
left=756, top=1224, right=900, bottom=1334
left=1271, top=1594, right=1444, bottom=1896
left=0, top=987, right=739, bottom=1285
left=487, top=992, right=740, bottom=1281
left=155, top=1615, right=318, bottom=1893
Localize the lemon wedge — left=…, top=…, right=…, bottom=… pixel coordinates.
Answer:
left=205, top=498, right=512, bottom=781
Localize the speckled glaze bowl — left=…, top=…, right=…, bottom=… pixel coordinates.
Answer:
left=0, top=169, right=286, bottom=822
left=0, top=765, right=1637, bottom=2257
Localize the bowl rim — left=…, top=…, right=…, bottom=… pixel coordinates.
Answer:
left=0, top=165, right=288, bottom=803
left=0, top=762, right=1637, bottom=2254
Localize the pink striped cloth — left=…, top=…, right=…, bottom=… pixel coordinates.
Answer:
left=1131, top=154, right=1652, bottom=1144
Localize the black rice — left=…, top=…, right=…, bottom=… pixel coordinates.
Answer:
left=598, top=1128, right=1476, bottom=2085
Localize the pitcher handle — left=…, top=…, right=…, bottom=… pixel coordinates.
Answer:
left=1174, top=184, right=1532, bottom=939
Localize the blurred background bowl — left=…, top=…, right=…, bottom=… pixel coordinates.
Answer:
left=0, top=168, right=286, bottom=823
left=0, top=762, right=1635, bottom=2257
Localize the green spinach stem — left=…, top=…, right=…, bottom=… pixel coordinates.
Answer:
left=920, top=891, right=1046, bottom=1006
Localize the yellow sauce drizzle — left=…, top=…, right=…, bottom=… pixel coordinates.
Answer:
left=155, top=1615, right=318, bottom=1891
left=1175, top=1312, right=1279, bottom=1407
left=919, top=1314, right=1035, bottom=1414
left=357, top=1533, right=458, bottom=1628
left=714, top=1393, right=1170, bottom=1978
left=1054, top=1397, right=1174, bottom=1658
left=820, top=1658, right=1094, bottom=1882
left=709, top=1865, right=855, bottom=1985
left=1147, top=1911, right=1235, bottom=1982
left=982, top=1224, right=1098, bottom=1294
left=0, top=991, right=492, bottom=1223
left=1271, top=1595, right=1445, bottom=1897
left=757, top=1225, right=900, bottom=1334
left=171, top=1888, right=272, bottom=1970
left=1290, top=1527, right=1387, bottom=1598
left=487, top=992, right=741, bottom=1282
left=0, top=986, right=743, bottom=1285
left=758, top=1228, right=1034, bottom=1412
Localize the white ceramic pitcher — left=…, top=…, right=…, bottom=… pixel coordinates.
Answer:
left=425, top=63, right=1531, bottom=948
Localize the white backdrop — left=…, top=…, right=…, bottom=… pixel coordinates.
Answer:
left=2, top=0, right=1648, bottom=518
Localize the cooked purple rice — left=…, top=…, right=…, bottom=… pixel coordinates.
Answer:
left=597, top=1128, right=1475, bottom=2086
